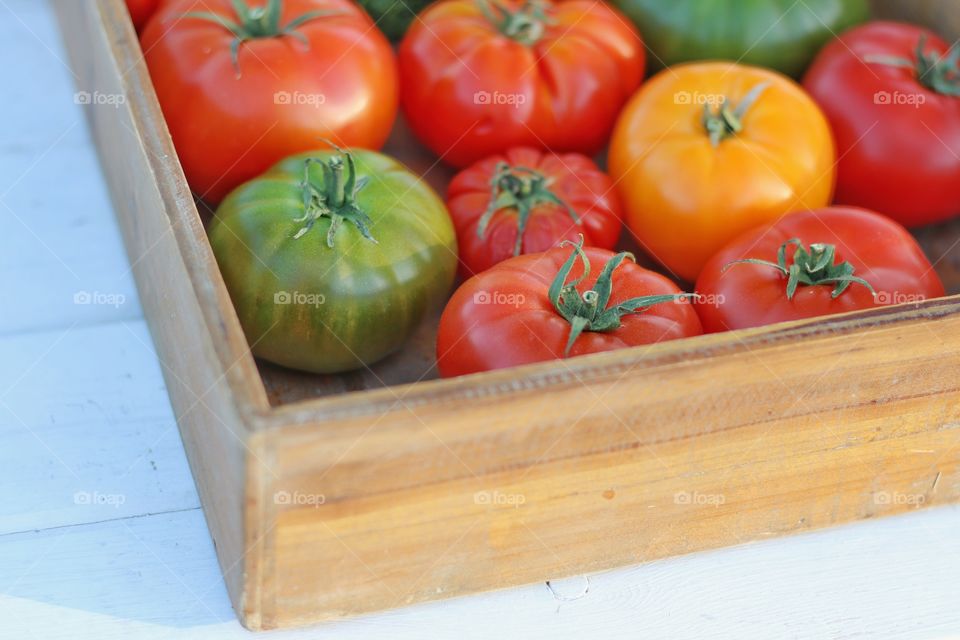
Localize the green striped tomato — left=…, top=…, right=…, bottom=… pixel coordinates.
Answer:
left=208, top=148, right=458, bottom=374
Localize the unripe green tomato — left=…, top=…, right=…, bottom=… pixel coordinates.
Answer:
left=209, top=148, right=458, bottom=374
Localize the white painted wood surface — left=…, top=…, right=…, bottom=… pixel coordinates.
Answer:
left=1, top=1, right=959, bottom=638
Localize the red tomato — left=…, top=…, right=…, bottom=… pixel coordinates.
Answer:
left=399, top=0, right=645, bottom=167
left=694, top=207, right=945, bottom=333
left=803, top=22, right=960, bottom=226
left=437, top=240, right=702, bottom=376
left=446, top=147, right=622, bottom=278
left=126, top=0, right=161, bottom=31
left=142, top=0, right=398, bottom=204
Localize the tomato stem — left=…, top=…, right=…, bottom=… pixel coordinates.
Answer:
left=476, top=0, right=552, bottom=46
left=864, top=36, right=960, bottom=97
left=292, top=147, right=377, bottom=248
left=181, top=0, right=342, bottom=74
left=549, top=236, right=692, bottom=356
left=723, top=239, right=876, bottom=300
left=476, top=162, right=580, bottom=256
left=701, top=82, right=770, bottom=147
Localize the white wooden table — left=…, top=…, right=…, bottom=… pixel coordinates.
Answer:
left=2, top=1, right=959, bottom=638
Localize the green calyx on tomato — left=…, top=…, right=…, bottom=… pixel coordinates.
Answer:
left=477, top=161, right=579, bottom=256
left=183, top=0, right=338, bottom=70
left=476, top=0, right=552, bottom=46
left=550, top=237, right=691, bottom=355
left=865, top=36, right=960, bottom=97
left=724, top=239, right=876, bottom=300
left=702, top=82, right=770, bottom=147
left=293, top=150, right=377, bottom=247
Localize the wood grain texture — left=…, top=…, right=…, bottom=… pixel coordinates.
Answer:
left=51, top=0, right=268, bottom=616
left=52, top=0, right=960, bottom=630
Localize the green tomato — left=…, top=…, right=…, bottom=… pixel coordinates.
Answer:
left=358, top=0, right=434, bottom=41
left=208, top=148, right=458, bottom=374
left=610, top=0, right=870, bottom=77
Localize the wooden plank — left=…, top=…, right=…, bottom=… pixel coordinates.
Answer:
left=1, top=506, right=959, bottom=639
left=0, top=320, right=199, bottom=534
left=256, top=301, right=960, bottom=626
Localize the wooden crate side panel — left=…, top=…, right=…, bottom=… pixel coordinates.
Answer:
left=256, top=310, right=960, bottom=627
left=51, top=0, right=260, bottom=614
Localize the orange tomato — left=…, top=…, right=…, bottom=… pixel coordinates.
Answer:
left=608, top=62, right=836, bottom=282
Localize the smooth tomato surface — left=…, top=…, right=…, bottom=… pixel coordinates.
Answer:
left=399, top=0, right=645, bottom=167
left=142, top=0, right=398, bottom=204
left=609, top=62, right=836, bottom=282
left=695, top=207, right=945, bottom=333
left=446, top=147, right=622, bottom=278
left=803, top=22, right=960, bottom=226
left=209, top=149, right=458, bottom=374
left=437, top=245, right=702, bottom=377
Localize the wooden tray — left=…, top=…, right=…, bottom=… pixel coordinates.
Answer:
left=55, top=0, right=960, bottom=630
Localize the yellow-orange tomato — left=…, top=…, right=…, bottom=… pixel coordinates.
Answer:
left=608, top=62, right=836, bottom=282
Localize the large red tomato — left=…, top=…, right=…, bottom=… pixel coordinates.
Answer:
left=398, top=0, right=645, bottom=167
left=804, top=22, right=960, bottom=226
left=694, top=207, right=945, bottom=333
left=437, top=240, right=702, bottom=376
left=142, top=0, right=398, bottom=204
left=446, top=147, right=622, bottom=277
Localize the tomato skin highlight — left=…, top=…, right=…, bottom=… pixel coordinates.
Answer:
left=803, top=22, right=960, bottom=227
left=610, top=0, right=869, bottom=78
left=609, top=62, right=836, bottom=283
left=694, top=207, right=945, bottom=333
left=398, top=0, right=645, bottom=167
left=142, top=0, right=399, bottom=204
left=446, top=147, right=623, bottom=278
left=208, top=149, right=458, bottom=374
left=436, top=246, right=702, bottom=377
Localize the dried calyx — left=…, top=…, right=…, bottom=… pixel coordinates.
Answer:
left=723, top=239, right=877, bottom=299
left=549, top=237, right=692, bottom=356
left=477, top=162, right=580, bottom=256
